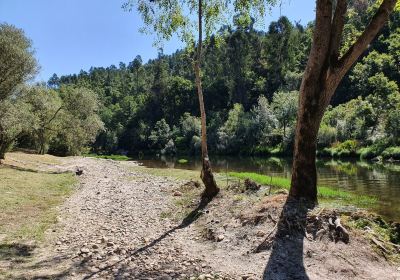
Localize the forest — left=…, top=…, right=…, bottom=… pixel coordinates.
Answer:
left=1, top=1, right=399, bottom=161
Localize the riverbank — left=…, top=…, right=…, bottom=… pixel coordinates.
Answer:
left=1, top=152, right=399, bottom=279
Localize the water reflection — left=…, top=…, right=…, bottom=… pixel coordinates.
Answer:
left=133, top=155, right=400, bottom=221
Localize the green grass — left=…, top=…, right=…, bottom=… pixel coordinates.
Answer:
left=228, top=171, right=377, bottom=206
left=0, top=166, right=77, bottom=242
left=84, top=154, right=131, bottom=161
left=177, top=158, right=188, bottom=164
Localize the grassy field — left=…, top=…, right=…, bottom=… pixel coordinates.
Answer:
left=0, top=162, right=76, bottom=243
left=228, top=171, right=377, bottom=206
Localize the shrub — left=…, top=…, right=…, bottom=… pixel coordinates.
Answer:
left=382, top=147, right=400, bottom=160
left=330, top=140, right=358, bottom=157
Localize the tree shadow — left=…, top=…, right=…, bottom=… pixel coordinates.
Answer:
left=82, top=195, right=213, bottom=279
left=0, top=243, right=36, bottom=261
left=1, top=163, right=70, bottom=174
left=263, top=198, right=311, bottom=280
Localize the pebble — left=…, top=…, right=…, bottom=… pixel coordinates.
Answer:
left=216, top=234, right=225, bottom=242
left=81, top=247, right=90, bottom=253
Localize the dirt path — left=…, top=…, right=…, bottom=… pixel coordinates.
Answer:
left=6, top=157, right=400, bottom=280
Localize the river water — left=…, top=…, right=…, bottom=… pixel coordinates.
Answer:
left=133, top=155, right=400, bottom=222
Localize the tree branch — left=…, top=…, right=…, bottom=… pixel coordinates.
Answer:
left=329, top=0, right=347, bottom=65
left=336, top=0, right=397, bottom=77
left=46, top=106, right=63, bottom=126
left=305, top=0, right=333, bottom=75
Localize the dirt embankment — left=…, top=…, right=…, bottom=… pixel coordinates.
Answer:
left=1, top=155, right=399, bottom=280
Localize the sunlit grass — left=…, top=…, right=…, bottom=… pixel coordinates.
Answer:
left=0, top=166, right=76, bottom=242
left=228, top=171, right=377, bottom=206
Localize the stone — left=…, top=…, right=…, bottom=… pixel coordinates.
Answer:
left=81, top=247, right=90, bottom=254
left=256, top=231, right=265, bottom=237
left=173, top=191, right=182, bottom=196
left=216, top=234, right=225, bottom=242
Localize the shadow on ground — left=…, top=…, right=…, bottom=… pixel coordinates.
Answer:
left=12, top=195, right=213, bottom=280
left=0, top=243, right=36, bottom=260
left=263, top=198, right=310, bottom=280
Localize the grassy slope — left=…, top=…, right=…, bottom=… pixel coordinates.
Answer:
left=228, top=172, right=377, bottom=206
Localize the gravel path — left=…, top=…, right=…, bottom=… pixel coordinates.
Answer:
left=18, top=157, right=228, bottom=280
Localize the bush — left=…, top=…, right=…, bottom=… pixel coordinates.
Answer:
left=161, top=139, right=176, bottom=155
left=382, top=147, right=400, bottom=160
left=357, top=146, right=380, bottom=159
left=318, top=124, right=337, bottom=148
left=330, top=140, right=358, bottom=157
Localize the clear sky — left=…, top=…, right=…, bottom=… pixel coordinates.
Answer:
left=0, top=0, right=316, bottom=82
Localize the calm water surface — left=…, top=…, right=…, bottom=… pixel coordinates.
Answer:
left=133, top=155, right=400, bottom=222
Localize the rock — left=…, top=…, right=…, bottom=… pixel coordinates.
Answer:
left=101, top=237, right=108, bottom=243
left=256, top=230, right=265, bottom=237
left=81, top=247, right=90, bottom=254
left=92, top=244, right=99, bottom=249
left=173, top=191, right=182, bottom=196
left=157, top=275, right=172, bottom=280
left=88, top=267, right=99, bottom=273
left=106, top=242, right=114, bottom=247
left=216, top=234, right=225, bottom=242
left=98, top=263, right=107, bottom=269
left=75, top=168, right=84, bottom=176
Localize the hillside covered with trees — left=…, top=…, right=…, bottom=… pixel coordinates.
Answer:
left=46, top=2, right=399, bottom=160
left=1, top=1, right=399, bottom=161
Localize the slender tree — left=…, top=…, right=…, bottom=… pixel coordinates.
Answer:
left=124, top=0, right=273, bottom=198
left=289, top=0, right=398, bottom=203
left=124, top=0, right=228, bottom=197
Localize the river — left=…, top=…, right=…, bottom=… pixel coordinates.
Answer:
left=133, top=155, right=400, bottom=222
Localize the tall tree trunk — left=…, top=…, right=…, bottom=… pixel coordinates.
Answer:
left=194, top=0, right=219, bottom=198
left=290, top=0, right=397, bottom=203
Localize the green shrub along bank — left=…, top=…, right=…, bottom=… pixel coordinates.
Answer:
left=228, top=172, right=377, bottom=206
left=318, top=140, right=400, bottom=161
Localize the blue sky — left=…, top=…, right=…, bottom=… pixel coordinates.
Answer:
left=0, top=0, right=316, bottom=82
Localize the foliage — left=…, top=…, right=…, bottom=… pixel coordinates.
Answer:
left=0, top=23, right=37, bottom=101
left=2, top=3, right=397, bottom=159
left=0, top=96, right=32, bottom=159
left=11, top=86, right=104, bottom=156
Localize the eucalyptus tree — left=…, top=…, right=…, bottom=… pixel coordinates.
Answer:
left=123, top=0, right=274, bottom=198
left=289, top=0, right=399, bottom=203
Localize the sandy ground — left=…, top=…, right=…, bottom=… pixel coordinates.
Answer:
left=2, top=156, right=400, bottom=279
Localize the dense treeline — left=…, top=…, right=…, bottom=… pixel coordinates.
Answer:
left=51, top=3, right=399, bottom=159
left=1, top=2, right=399, bottom=160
